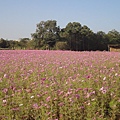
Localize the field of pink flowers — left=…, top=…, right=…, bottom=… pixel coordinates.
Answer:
left=0, top=50, right=120, bottom=120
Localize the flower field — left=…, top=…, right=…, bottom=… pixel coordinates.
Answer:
left=0, top=50, right=120, bottom=120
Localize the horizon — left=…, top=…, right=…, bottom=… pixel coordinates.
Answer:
left=0, top=0, right=120, bottom=40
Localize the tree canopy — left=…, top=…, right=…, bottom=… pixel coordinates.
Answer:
left=1, top=20, right=120, bottom=51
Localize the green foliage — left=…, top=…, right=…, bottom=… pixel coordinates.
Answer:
left=1, top=20, right=120, bottom=51
left=31, top=20, right=60, bottom=49
left=55, top=41, right=69, bottom=50
left=107, top=29, right=120, bottom=44
left=0, top=38, right=9, bottom=48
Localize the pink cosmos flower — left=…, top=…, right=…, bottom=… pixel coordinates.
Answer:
left=58, top=102, right=64, bottom=107
left=32, top=103, right=39, bottom=109
left=75, top=94, right=80, bottom=99
left=2, top=88, right=8, bottom=94
left=12, top=107, right=19, bottom=111
left=99, top=87, right=107, bottom=94
left=46, top=96, right=51, bottom=102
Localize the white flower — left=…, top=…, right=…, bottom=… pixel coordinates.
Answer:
left=30, top=96, right=34, bottom=98
left=3, top=74, right=7, bottom=78
left=91, top=98, right=95, bottom=101
left=103, top=77, right=106, bottom=80
left=59, top=66, right=63, bottom=69
left=19, top=104, right=23, bottom=106
left=87, top=102, right=90, bottom=105
left=115, top=73, right=118, bottom=76
left=81, top=80, right=84, bottom=82
left=3, top=99, right=7, bottom=104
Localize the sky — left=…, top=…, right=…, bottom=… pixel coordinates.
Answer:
left=0, top=0, right=120, bottom=40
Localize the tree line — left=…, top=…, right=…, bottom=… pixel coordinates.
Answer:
left=0, top=20, right=120, bottom=51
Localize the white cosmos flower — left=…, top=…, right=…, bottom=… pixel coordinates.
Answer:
left=3, top=99, right=7, bottom=103
left=115, top=73, right=118, bottom=76
left=19, top=104, right=23, bottom=106
left=31, top=96, right=34, bottom=98
left=59, top=66, right=63, bottom=69
left=103, top=77, right=106, bottom=80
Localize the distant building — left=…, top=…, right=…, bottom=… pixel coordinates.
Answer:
left=108, top=44, right=120, bottom=52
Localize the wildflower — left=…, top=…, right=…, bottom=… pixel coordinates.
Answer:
left=100, top=87, right=104, bottom=91
left=44, top=104, right=49, bottom=108
left=31, top=82, right=36, bottom=85
left=80, top=106, right=84, bottom=109
left=11, top=94, right=15, bottom=97
left=115, top=73, right=118, bottom=76
left=30, top=96, right=34, bottom=98
left=87, top=102, right=90, bottom=105
left=3, top=74, right=7, bottom=78
left=76, top=88, right=82, bottom=92
left=54, top=98, right=57, bottom=101
left=65, top=91, right=72, bottom=97
left=59, top=66, right=63, bottom=69
left=19, top=104, right=23, bottom=106
left=42, top=78, right=46, bottom=81
left=86, top=93, right=91, bottom=98
left=99, top=87, right=107, bottom=94
left=87, top=75, right=90, bottom=79
left=37, top=94, right=41, bottom=97
left=12, top=107, right=19, bottom=111
left=81, top=80, right=84, bottom=82
left=28, top=69, right=33, bottom=73
left=91, top=91, right=95, bottom=94
left=84, top=88, right=88, bottom=92
left=3, top=99, right=7, bottom=104
left=58, top=91, right=64, bottom=95
left=91, top=98, right=95, bottom=101
left=58, top=102, right=64, bottom=107
left=46, top=96, right=51, bottom=102
left=2, top=88, right=8, bottom=94
left=103, top=77, right=106, bottom=80
left=75, top=94, right=80, bottom=99
left=69, top=98, right=73, bottom=102
left=47, top=112, right=51, bottom=115
left=26, top=89, right=32, bottom=93
left=32, top=103, right=39, bottom=109
left=46, top=85, right=49, bottom=88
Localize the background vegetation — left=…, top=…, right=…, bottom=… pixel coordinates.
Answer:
left=0, top=20, right=120, bottom=51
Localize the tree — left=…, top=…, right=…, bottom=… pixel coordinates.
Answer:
left=64, top=22, right=82, bottom=51
left=0, top=38, right=9, bottom=48
left=107, top=29, right=120, bottom=44
left=80, top=25, right=93, bottom=51
left=31, top=21, right=45, bottom=49
left=95, top=31, right=109, bottom=50
left=55, top=41, right=69, bottom=50
left=12, top=20, right=117, bottom=51
left=19, top=38, right=30, bottom=49
left=31, top=20, right=60, bottom=49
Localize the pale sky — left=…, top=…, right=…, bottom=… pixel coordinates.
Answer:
left=0, top=0, right=120, bottom=40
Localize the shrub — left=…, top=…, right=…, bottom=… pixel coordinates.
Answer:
left=55, top=42, right=69, bottom=50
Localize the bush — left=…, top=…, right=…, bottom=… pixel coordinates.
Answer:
left=55, top=42, right=69, bottom=50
